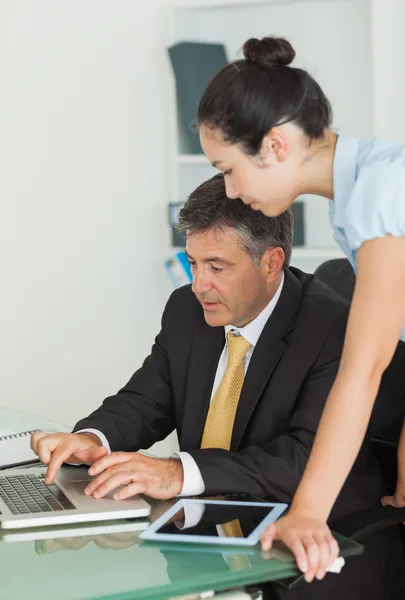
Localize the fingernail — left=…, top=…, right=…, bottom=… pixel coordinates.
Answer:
left=89, top=468, right=95, bottom=475
left=93, top=491, right=100, bottom=498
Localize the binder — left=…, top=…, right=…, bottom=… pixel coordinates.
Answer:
left=168, top=42, right=228, bottom=154
left=164, top=251, right=192, bottom=288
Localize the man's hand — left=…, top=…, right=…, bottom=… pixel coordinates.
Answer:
left=36, top=531, right=140, bottom=556
left=84, top=452, right=184, bottom=500
left=30, top=431, right=108, bottom=484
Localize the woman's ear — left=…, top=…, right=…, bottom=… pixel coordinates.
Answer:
left=261, top=126, right=291, bottom=165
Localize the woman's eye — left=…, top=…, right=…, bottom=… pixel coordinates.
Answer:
left=223, top=169, right=233, bottom=176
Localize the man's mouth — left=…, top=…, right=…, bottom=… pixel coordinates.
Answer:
left=200, top=300, right=221, bottom=310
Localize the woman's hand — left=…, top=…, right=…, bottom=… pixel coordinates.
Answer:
left=381, top=478, right=405, bottom=509
left=260, top=512, right=339, bottom=583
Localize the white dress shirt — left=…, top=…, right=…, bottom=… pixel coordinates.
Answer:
left=78, top=273, right=285, bottom=500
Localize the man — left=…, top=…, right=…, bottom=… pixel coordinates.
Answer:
left=32, top=174, right=384, bottom=523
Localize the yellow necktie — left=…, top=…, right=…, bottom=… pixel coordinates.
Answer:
left=200, top=332, right=251, bottom=451
left=222, top=519, right=250, bottom=570
left=221, top=518, right=244, bottom=538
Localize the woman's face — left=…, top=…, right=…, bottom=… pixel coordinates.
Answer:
left=200, top=124, right=301, bottom=217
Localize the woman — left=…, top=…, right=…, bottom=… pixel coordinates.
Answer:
left=197, top=36, right=405, bottom=582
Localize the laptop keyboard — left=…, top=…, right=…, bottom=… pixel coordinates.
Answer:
left=0, top=473, right=75, bottom=515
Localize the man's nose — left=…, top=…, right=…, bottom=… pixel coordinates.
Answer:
left=191, top=268, right=212, bottom=295
left=225, top=178, right=240, bottom=199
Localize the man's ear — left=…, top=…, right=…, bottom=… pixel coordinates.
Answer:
left=262, top=247, right=285, bottom=280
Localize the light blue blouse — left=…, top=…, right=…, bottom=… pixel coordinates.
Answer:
left=329, top=135, right=405, bottom=341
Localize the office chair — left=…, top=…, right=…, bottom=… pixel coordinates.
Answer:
left=313, top=257, right=404, bottom=488
left=313, top=258, right=355, bottom=302
left=314, top=258, right=405, bottom=528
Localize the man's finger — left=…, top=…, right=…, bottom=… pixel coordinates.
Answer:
left=91, top=471, right=133, bottom=499
left=85, top=464, right=128, bottom=496
left=45, top=444, right=77, bottom=484
left=36, top=435, right=61, bottom=465
left=30, top=431, right=47, bottom=454
left=113, top=481, right=146, bottom=501
left=88, top=452, right=132, bottom=476
left=93, top=534, right=136, bottom=550
left=381, top=495, right=396, bottom=507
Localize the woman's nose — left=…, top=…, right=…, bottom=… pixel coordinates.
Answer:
left=225, top=178, right=240, bottom=199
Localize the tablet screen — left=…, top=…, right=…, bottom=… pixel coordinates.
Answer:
left=154, top=501, right=273, bottom=539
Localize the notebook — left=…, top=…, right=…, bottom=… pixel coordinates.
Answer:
left=0, top=407, right=70, bottom=470
left=0, top=429, right=40, bottom=469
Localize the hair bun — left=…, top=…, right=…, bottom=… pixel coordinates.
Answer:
left=243, top=36, right=295, bottom=68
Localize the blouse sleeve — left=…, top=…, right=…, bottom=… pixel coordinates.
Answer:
left=344, top=162, right=405, bottom=251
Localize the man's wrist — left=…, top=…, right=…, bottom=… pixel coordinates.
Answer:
left=77, top=432, right=103, bottom=447
left=168, top=458, right=184, bottom=496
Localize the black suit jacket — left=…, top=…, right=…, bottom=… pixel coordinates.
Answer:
left=74, top=267, right=384, bottom=522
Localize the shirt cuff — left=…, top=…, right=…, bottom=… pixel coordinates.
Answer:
left=175, top=502, right=206, bottom=530
left=173, top=451, right=205, bottom=497
left=75, top=429, right=112, bottom=454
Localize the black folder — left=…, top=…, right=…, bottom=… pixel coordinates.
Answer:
left=168, top=42, right=228, bottom=154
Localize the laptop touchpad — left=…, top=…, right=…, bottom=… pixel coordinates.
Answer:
left=69, top=479, right=120, bottom=500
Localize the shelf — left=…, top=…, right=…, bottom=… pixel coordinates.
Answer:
left=174, top=0, right=278, bottom=9
left=291, top=247, right=344, bottom=258
left=177, top=154, right=209, bottom=165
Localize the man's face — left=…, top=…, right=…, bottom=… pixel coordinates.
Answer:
left=186, top=227, right=274, bottom=328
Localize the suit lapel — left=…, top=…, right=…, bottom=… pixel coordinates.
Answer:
left=181, top=312, right=224, bottom=451
left=231, top=270, right=303, bottom=451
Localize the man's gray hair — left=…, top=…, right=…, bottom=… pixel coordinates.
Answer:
left=177, top=174, right=293, bottom=266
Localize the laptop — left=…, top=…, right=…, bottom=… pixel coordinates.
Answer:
left=0, top=517, right=149, bottom=543
left=0, top=464, right=151, bottom=529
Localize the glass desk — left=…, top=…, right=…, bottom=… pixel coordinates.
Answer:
left=2, top=409, right=403, bottom=600
left=0, top=516, right=362, bottom=600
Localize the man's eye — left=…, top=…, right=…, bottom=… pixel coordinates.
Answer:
left=211, top=265, right=223, bottom=273
left=188, top=262, right=196, bottom=269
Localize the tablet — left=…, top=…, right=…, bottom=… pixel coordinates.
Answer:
left=139, top=498, right=287, bottom=546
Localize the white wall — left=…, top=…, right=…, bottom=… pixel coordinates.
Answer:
left=1, top=0, right=405, bottom=456
left=174, top=0, right=374, bottom=250
left=0, top=0, right=177, bottom=454
left=371, top=0, right=405, bottom=142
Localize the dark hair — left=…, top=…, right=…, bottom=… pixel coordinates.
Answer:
left=177, top=174, right=293, bottom=266
left=198, top=36, right=332, bottom=155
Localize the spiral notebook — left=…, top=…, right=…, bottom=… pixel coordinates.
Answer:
left=0, top=429, right=41, bottom=469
